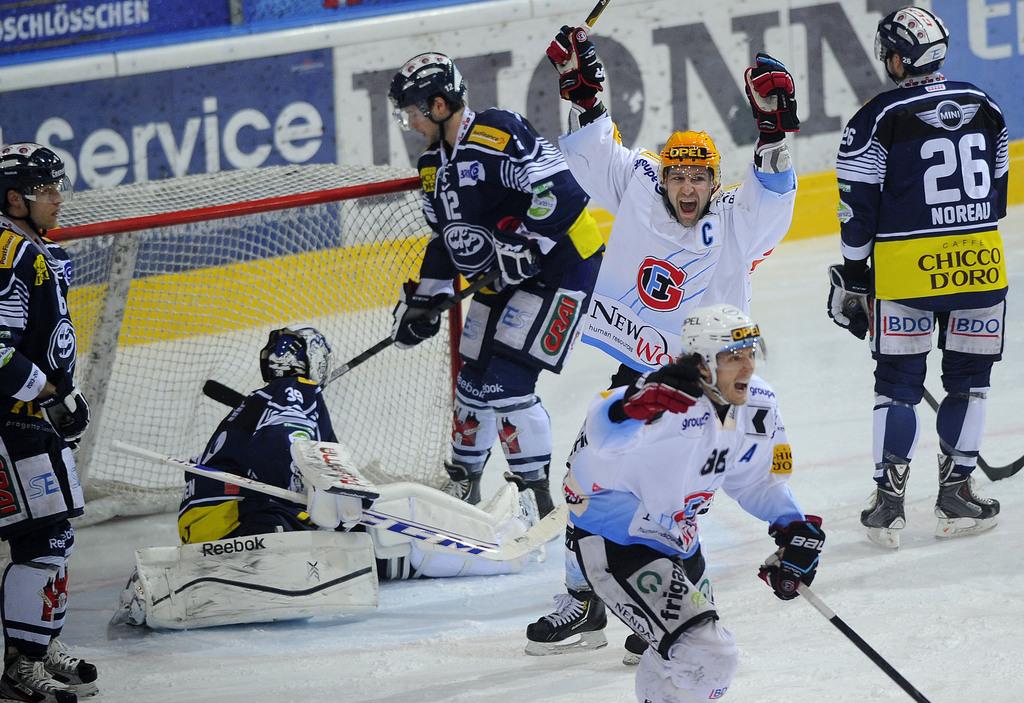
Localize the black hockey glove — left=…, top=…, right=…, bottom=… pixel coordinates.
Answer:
left=826, top=263, right=871, bottom=340
left=391, top=280, right=448, bottom=350
left=744, top=52, right=799, bottom=138
left=546, top=25, right=605, bottom=108
left=493, top=228, right=540, bottom=288
left=39, top=369, right=90, bottom=446
left=610, top=353, right=705, bottom=423
left=759, top=515, right=825, bottom=601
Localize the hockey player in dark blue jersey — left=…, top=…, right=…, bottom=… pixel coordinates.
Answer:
left=0, top=144, right=96, bottom=702
left=178, top=325, right=337, bottom=544
left=827, top=7, right=1008, bottom=549
left=388, top=53, right=604, bottom=515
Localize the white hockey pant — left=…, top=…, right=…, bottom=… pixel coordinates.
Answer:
left=635, top=621, right=739, bottom=703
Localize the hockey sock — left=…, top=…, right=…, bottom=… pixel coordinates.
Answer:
left=936, top=388, right=987, bottom=478
left=872, top=394, right=919, bottom=476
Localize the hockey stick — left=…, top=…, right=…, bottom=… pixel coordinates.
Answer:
left=201, top=268, right=502, bottom=408
left=797, top=583, right=933, bottom=703
left=111, top=439, right=564, bottom=562
left=920, top=388, right=1024, bottom=481
left=584, top=0, right=612, bottom=27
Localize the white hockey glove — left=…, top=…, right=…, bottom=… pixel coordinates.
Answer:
left=492, top=218, right=541, bottom=288
left=827, top=263, right=871, bottom=340
left=39, top=370, right=90, bottom=447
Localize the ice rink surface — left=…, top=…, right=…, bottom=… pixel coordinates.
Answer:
left=65, top=205, right=1024, bottom=702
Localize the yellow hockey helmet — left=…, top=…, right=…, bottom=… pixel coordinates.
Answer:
left=660, top=131, right=721, bottom=188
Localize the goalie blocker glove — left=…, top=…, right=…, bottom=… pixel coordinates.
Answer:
left=744, top=52, right=799, bottom=140
left=827, top=263, right=871, bottom=340
left=609, top=353, right=704, bottom=423
left=759, top=515, right=825, bottom=601
left=391, top=280, right=448, bottom=349
left=39, top=369, right=90, bottom=446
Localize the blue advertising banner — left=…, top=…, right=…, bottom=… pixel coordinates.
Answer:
left=934, top=0, right=1022, bottom=138
left=244, top=0, right=481, bottom=23
left=0, top=0, right=231, bottom=55
left=0, top=49, right=334, bottom=191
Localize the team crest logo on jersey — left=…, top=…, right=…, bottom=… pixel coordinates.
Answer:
left=453, top=411, right=480, bottom=447
left=498, top=417, right=521, bottom=454
left=672, top=491, right=715, bottom=523
left=636, top=257, right=686, bottom=312
left=443, top=222, right=494, bottom=273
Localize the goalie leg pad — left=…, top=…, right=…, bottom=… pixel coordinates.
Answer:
left=130, top=531, right=378, bottom=629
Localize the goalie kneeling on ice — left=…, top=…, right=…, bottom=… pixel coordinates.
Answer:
left=121, top=530, right=379, bottom=630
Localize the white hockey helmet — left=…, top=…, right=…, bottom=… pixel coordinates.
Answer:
left=679, top=304, right=763, bottom=392
left=260, top=324, right=333, bottom=386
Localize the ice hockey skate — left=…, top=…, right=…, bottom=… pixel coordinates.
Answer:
left=441, top=460, right=482, bottom=504
left=861, top=462, right=908, bottom=549
left=524, top=589, right=608, bottom=655
left=43, top=640, right=98, bottom=698
left=935, top=455, right=999, bottom=538
left=0, top=655, right=78, bottom=703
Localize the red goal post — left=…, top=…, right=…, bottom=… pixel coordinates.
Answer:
left=54, top=163, right=460, bottom=524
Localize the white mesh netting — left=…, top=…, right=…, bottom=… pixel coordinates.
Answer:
left=57, top=164, right=455, bottom=524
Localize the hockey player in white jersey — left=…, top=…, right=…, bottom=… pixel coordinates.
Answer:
left=526, top=26, right=800, bottom=659
left=565, top=305, right=824, bottom=703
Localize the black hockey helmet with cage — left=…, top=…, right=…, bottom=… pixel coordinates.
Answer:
left=875, top=7, right=949, bottom=78
left=0, top=143, right=72, bottom=215
left=260, top=325, right=333, bottom=386
left=388, top=52, right=467, bottom=119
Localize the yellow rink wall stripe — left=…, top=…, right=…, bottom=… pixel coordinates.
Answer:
left=590, top=138, right=1024, bottom=243
left=70, top=236, right=428, bottom=348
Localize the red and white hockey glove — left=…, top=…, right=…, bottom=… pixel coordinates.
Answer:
left=546, top=25, right=605, bottom=108
left=744, top=52, right=799, bottom=137
left=615, top=353, right=704, bottom=423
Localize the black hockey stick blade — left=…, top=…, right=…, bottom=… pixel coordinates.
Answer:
left=326, top=268, right=501, bottom=384
left=921, top=388, right=1024, bottom=481
left=202, top=379, right=246, bottom=408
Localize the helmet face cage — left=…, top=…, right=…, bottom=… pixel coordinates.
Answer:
left=259, top=325, right=333, bottom=386
left=388, top=52, right=466, bottom=130
left=874, top=7, right=948, bottom=76
left=0, top=143, right=73, bottom=212
left=660, top=131, right=721, bottom=190
left=679, top=304, right=763, bottom=392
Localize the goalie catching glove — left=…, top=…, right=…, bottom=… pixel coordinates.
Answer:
left=744, top=52, right=799, bottom=137
left=609, top=353, right=704, bottom=423
left=826, top=263, right=871, bottom=340
left=759, top=515, right=824, bottom=601
left=391, top=281, right=449, bottom=349
left=546, top=25, right=605, bottom=109
left=39, top=369, right=90, bottom=445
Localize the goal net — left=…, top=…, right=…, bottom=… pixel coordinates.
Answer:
left=55, top=164, right=458, bottom=524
